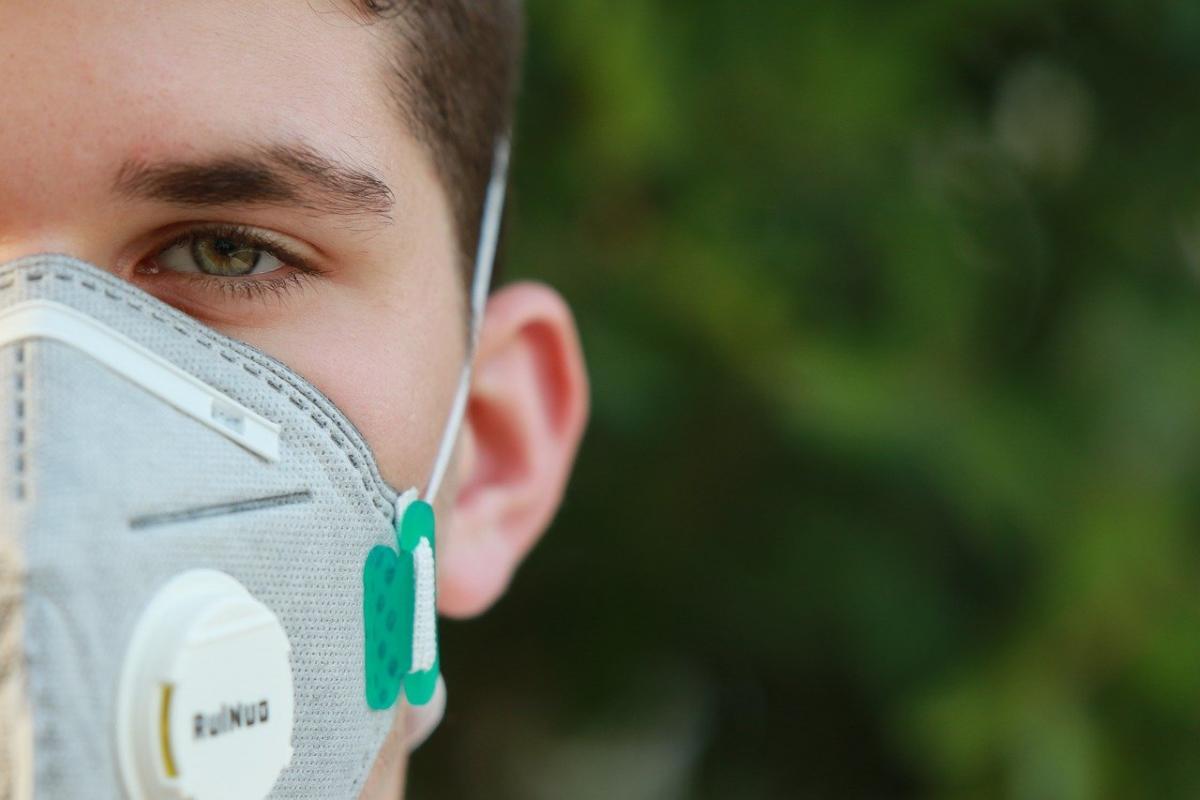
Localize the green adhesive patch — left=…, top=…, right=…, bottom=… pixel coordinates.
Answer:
left=363, top=499, right=441, bottom=710
left=363, top=543, right=413, bottom=710
left=398, top=501, right=440, bottom=707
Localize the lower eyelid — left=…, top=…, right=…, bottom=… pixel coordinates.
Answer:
left=157, top=270, right=322, bottom=308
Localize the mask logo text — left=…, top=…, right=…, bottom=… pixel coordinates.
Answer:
left=193, top=700, right=270, bottom=740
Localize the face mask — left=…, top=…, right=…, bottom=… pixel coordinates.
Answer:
left=0, top=142, right=510, bottom=800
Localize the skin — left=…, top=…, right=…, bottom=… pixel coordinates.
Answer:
left=0, top=2, right=589, bottom=797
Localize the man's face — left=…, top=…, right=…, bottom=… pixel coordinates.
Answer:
left=0, top=0, right=466, bottom=496
left=1, top=3, right=590, bottom=795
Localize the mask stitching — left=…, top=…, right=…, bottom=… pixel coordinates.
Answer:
left=66, top=269, right=387, bottom=507
left=12, top=343, right=25, bottom=501
left=0, top=262, right=396, bottom=521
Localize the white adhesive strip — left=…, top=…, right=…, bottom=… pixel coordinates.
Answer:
left=411, top=538, right=437, bottom=673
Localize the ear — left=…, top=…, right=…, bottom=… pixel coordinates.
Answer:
left=437, top=281, right=589, bottom=619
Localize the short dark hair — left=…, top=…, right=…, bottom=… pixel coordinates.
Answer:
left=357, top=0, right=524, bottom=267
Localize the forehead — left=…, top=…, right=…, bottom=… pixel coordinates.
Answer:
left=0, top=0, right=396, bottom=210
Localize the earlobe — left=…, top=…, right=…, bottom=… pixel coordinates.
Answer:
left=437, top=281, right=589, bottom=619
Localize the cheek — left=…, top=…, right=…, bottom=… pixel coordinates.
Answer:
left=226, top=290, right=465, bottom=492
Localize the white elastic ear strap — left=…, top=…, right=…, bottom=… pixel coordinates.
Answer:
left=423, top=136, right=511, bottom=504
left=401, top=139, right=509, bottom=753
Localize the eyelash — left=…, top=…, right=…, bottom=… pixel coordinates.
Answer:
left=145, top=223, right=324, bottom=303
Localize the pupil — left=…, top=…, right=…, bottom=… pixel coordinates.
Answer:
left=213, top=238, right=237, bottom=257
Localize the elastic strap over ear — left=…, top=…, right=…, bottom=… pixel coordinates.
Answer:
left=424, top=137, right=512, bottom=504
left=380, top=137, right=510, bottom=750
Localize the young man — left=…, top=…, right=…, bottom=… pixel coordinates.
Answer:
left=0, top=1, right=587, bottom=797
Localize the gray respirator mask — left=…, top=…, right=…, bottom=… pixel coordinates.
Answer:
left=0, top=142, right=510, bottom=800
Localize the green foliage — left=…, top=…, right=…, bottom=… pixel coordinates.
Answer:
left=413, top=2, right=1200, bottom=797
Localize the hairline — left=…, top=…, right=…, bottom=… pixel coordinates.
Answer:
left=350, top=0, right=523, bottom=277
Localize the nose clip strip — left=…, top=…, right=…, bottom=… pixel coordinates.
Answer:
left=0, top=300, right=281, bottom=461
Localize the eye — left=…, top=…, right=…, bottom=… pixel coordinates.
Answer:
left=132, top=223, right=326, bottom=315
left=152, top=231, right=287, bottom=278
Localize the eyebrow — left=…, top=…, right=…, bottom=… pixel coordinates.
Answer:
left=112, top=142, right=395, bottom=222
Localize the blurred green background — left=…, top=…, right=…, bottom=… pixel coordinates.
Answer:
left=412, top=2, right=1200, bottom=798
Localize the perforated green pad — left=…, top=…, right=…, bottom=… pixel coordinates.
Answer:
left=362, top=499, right=440, bottom=710
left=363, top=543, right=413, bottom=710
